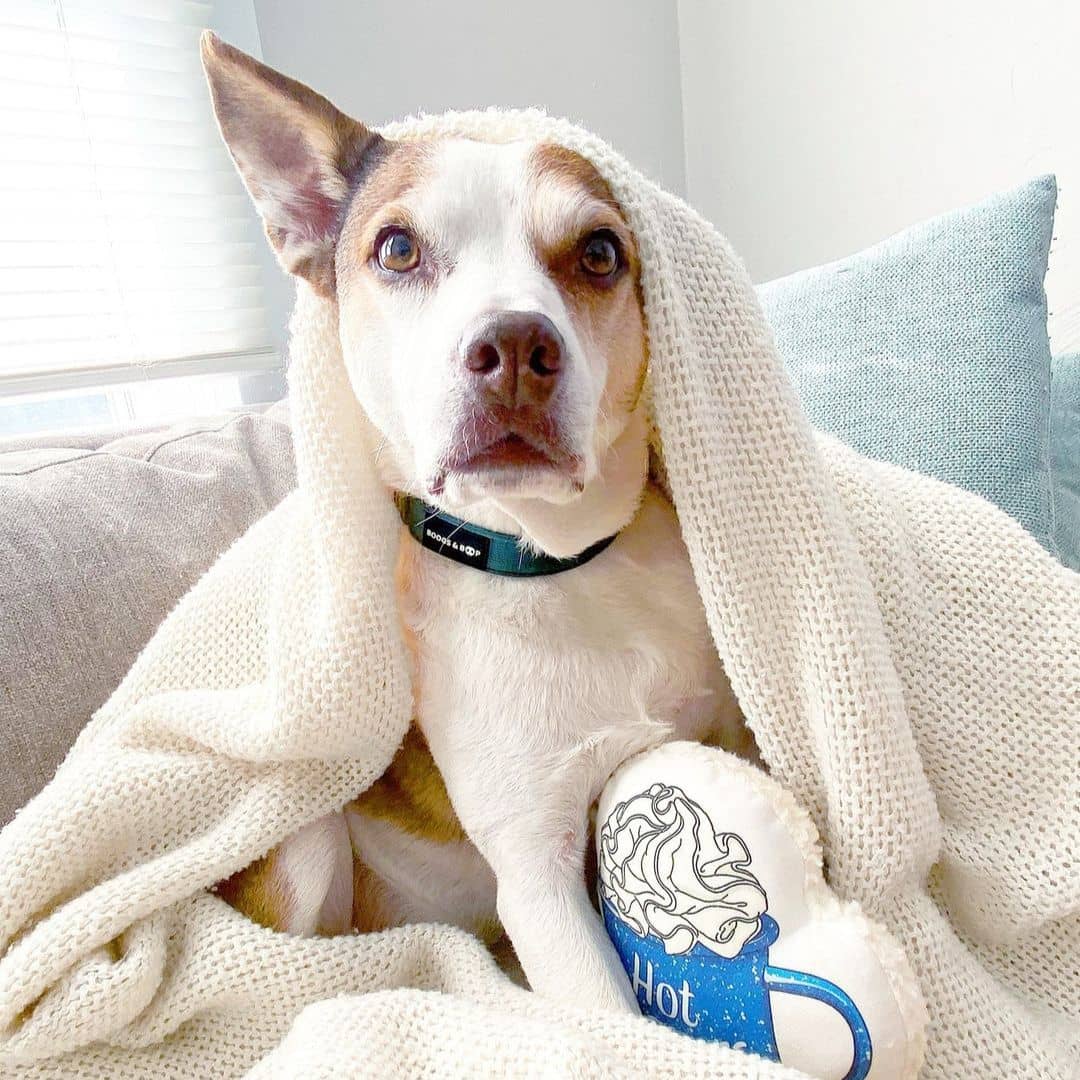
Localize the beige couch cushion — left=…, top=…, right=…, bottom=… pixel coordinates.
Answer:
left=0, top=407, right=295, bottom=825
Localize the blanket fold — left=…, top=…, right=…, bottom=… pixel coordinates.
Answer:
left=0, top=108, right=1076, bottom=1079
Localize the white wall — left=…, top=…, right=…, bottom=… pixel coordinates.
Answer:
left=254, top=0, right=686, bottom=193
left=677, top=0, right=1079, bottom=352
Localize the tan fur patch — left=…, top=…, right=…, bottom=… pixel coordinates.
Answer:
left=525, top=144, right=649, bottom=421
left=526, top=143, right=623, bottom=213
left=346, top=723, right=467, bottom=844
left=350, top=857, right=396, bottom=933
left=335, top=141, right=435, bottom=287
left=332, top=140, right=436, bottom=355
left=213, top=850, right=297, bottom=933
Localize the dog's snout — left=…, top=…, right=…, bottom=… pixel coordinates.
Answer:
left=461, top=311, right=564, bottom=407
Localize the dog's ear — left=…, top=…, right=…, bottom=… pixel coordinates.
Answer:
left=200, top=32, right=383, bottom=296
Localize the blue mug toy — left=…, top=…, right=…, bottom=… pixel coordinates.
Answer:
left=603, top=904, right=873, bottom=1080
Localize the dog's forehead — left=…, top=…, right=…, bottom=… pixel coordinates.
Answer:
left=406, top=139, right=530, bottom=244
left=405, top=137, right=617, bottom=248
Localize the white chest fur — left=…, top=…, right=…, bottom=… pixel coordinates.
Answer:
left=400, top=488, right=730, bottom=845
left=393, top=487, right=739, bottom=1008
left=356, top=486, right=740, bottom=1010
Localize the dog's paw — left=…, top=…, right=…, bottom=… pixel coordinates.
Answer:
left=595, top=741, right=927, bottom=1080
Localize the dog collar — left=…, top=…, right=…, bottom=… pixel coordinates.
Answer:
left=395, top=493, right=617, bottom=577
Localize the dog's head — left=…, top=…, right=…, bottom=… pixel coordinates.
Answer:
left=203, top=34, right=648, bottom=526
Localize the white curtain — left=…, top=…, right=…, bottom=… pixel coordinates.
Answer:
left=0, top=0, right=277, bottom=396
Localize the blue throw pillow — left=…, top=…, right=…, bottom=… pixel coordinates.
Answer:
left=1051, top=353, right=1080, bottom=570
left=758, top=176, right=1058, bottom=554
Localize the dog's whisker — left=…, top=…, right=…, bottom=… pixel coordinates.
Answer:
left=443, top=517, right=470, bottom=541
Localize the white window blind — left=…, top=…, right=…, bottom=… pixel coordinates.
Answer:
left=0, top=0, right=277, bottom=397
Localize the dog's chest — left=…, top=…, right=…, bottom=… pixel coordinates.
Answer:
left=396, top=490, right=726, bottom=835
left=344, top=490, right=732, bottom=933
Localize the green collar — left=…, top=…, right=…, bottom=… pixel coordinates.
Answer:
left=395, top=493, right=617, bottom=577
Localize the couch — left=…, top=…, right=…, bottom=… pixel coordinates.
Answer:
left=0, top=404, right=294, bottom=824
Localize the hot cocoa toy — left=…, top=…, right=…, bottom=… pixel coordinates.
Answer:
left=598, top=742, right=927, bottom=1080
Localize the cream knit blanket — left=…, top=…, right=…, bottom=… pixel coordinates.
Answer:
left=0, top=110, right=1077, bottom=1080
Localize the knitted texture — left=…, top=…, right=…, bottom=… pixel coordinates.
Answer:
left=0, top=109, right=1077, bottom=1079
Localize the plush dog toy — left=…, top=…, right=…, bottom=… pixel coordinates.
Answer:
left=597, top=742, right=928, bottom=1080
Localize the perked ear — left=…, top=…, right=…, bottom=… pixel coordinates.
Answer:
left=200, top=32, right=383, bottom=296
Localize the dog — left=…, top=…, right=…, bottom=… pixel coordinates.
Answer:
left=202, top=33, right=749, bottom=1014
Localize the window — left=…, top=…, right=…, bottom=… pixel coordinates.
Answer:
left=0, top=0, right=282, bottom=433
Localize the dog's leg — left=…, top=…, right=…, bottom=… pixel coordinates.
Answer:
left=215, top=813, right=354, bottom=936
left=478, top=797, right=640, bottom=1015
left=419, top=688, right=656, bottom=1013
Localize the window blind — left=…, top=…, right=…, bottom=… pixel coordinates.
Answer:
left=0, top=0, right=277, bottom=396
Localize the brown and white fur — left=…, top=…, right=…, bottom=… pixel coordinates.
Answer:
left=203, top=34, right=748, bottom=1013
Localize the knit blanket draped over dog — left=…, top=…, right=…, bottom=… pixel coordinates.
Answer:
left=1, top=110, right=1077, bottom=1080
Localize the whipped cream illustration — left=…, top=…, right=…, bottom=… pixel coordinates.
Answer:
left=599, top=782, right=768, bottom=958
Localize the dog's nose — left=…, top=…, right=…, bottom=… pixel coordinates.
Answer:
left=461, top=311, right=564, bottom=408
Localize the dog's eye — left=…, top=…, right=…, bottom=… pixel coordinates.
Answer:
left=377, top=228, right=421, bottom=273
left=580, top=231, right=621, bottom=278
